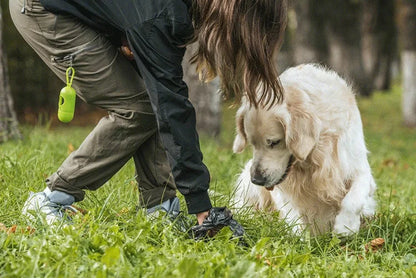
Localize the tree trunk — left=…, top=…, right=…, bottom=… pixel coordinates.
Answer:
left=399, top=0, right=416, bottom=127
left=0, top=2, right=21, bottom=143
left=402, top=52, right=416, bottom=127
left=183, top=43, right=221, bottom=137
left=293, top=0, right=328, bottom=65
left=324, top=0, right=373, bottom=96
left=275, top=24, right=295, bottom=73
left=361, top=0, right=397, bottom=91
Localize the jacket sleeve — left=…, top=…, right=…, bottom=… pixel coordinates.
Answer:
left=125, top=10, right=212, bottom=214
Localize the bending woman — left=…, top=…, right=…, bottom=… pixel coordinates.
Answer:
left=11, top=0, right=287, bottom=226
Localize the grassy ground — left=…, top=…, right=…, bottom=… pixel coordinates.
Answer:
left=1, top=85, right=415, bottom=277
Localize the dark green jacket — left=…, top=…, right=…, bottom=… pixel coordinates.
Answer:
left=40, top=0, right=211, bottom=214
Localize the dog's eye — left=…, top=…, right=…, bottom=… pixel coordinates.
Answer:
left=266, top=139, right=281, bottom=148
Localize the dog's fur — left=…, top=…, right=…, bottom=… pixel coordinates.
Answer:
left=233, top=64, right=376, bottom=235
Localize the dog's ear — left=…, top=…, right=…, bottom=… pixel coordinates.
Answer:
left=284, top=105, right=321, bottom=161
left=233, top=104, right=248, bottom=153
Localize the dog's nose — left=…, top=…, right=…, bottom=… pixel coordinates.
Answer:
left=251, top=173, right=267, bottom=186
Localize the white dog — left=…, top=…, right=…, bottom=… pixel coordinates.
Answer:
left=233, top=64, right=376, bottom=235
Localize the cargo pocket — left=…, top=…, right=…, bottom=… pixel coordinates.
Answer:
left=50, top=34, right=123, bottom=107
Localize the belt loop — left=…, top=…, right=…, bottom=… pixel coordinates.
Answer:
left=21, top=0, right=27, bottom=14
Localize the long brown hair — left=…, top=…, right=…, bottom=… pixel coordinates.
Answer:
left=190, top=0, right=287, bottom=107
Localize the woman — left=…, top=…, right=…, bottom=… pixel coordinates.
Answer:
left=11, top=0, right=287, bottom=227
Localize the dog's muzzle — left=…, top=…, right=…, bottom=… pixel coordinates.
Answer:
left=251, top=155, right=295, bottom=189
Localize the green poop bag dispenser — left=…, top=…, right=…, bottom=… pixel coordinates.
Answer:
left=58, top=67, right=76, bottom=123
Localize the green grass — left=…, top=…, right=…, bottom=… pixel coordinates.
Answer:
left=1, top=86, right=416, bottom=277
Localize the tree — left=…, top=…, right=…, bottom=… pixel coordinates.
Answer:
left=2, top=0, right=62, bottom=123
left=0, top=2, right=20, bottom=143
left=183, top=43, right=221, bottom=137
left=293, top=0, right=328, bottom=65
left=293, top=0, right=372, bottom=95
left=323, top=0, right=373, bottom=96
left=399, top=0, right=416, bottom=127
left=361, top=0, right=397, bottom=91
left=293, top=0, right=397, bottom=96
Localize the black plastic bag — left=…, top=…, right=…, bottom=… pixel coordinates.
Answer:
left=190, top=207, right=245, bottom=240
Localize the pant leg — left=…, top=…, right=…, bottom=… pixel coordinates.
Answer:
left=134, top=132, right=176, bottom=209
left=10, top=0, right=176, bottom=204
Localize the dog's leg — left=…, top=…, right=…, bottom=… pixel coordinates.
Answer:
left=333, top=168, right=376, bottom=235
left=270, top=189, right=303, bottom=234
left=233, top=160, right=272, bottom=210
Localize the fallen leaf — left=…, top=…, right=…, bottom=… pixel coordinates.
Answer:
left=382, top=159, right=396, bottom=168
left=7, top=225, right=17, bottom=234
left=117, top=207, right=130, bottom=216
left=24, top=226, right=36, bottom=234
left=69, top=205, right=88, bottom=215
left=1, top=224, right=36, bottom=235
left=67, top=143, right=75, bottom=154
left=365, top=238, right=385, bottom=253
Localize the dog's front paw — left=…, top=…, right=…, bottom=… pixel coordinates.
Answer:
left=333, top=212, right=360, bottom=236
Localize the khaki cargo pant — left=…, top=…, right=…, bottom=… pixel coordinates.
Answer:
left=10, top=0, right=177, bottom=208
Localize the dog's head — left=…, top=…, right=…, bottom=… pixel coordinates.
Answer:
left=233, top=89, right=321, bottom=189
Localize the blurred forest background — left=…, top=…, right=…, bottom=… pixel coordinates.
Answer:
left=0, top=0, right=416, bottom=143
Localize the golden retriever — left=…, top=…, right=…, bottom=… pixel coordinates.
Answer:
left=233, top=64, right=376, bottom=235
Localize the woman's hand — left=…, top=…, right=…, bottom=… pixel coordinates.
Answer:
left=196, top=210, right=209, bottom=225
left=120, top=37, right=134, bottom=60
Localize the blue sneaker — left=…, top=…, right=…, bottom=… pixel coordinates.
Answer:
left=22, top=187, right=78, bottom=225
left=146, top=196, right=180, bottom=220
left=146, top=197, right=193, bottom=232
